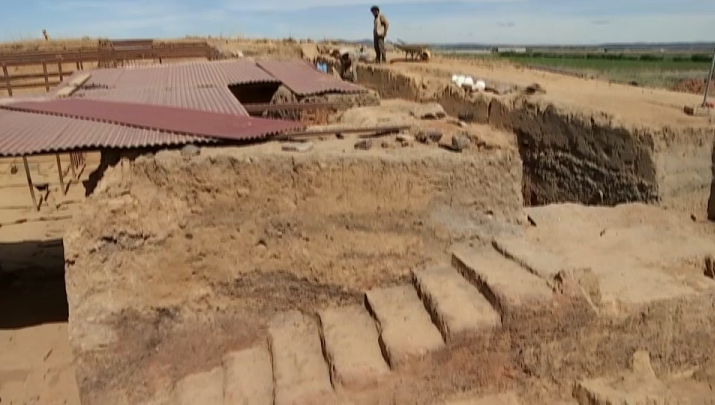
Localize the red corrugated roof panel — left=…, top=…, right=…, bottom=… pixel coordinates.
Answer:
left=0, top=109, right=215, bottom=157
left=168, top=60, right=279, bottom=87
left=257, top=59, right=367, bottom=96
left=53, top=60, right=278, bottom=95
left=1, top=99, right=304, bottom=144
left=72, top=86, right=248, bottom=116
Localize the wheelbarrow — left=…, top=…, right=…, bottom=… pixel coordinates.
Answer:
left=393, top=39, right=431, bottom=61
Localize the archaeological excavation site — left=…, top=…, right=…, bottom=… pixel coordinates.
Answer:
left=2, top=39, right=715, bottom=405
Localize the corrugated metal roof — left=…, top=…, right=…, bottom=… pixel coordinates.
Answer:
left=257, top=59, right=367, bottom=96
left=1, top=98, right=304, bottom=144
left=0, top=109, right=216, bottom=157
left=72, top=86, right=248, bottom=116
left=53, top=60, right=278, bottom=95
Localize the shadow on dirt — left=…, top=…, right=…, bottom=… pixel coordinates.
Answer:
left=0, top=239, right=68, bottom=329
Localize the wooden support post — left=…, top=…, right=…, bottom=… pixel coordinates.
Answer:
left=76, top=58, right=80, bottom=70
left=2, top=63, right=11, bottom=97
left=23, top=156, right=39, bottom=211
left=56, top=154, right=66, bottom=195
left=702, top=48, right=715, bottom=108
left=42, top=61, right=49, bottom=92
left=70, top=153, right=77, bottom=180
left=57, top=61, right=64, bottom=81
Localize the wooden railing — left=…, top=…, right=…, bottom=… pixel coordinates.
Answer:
left=0, top=40, right=220, bottom=96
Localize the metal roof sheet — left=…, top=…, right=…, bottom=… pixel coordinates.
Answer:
left=72, top=86, right=248, bottom=116
left=53, top=60, right=278, bottom=95
left=0, top=109, right=215, bottom=157
left=1, top=99, right=304, bottom=145
left=256, top=59, right=367, bottom=96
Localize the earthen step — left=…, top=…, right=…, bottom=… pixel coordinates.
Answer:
left=223, top=345, right=273, bottom=405
left=365, top=285, right=445, bottom=369
left=413, top=266, right=501, bottom=344
left=172, top=366, right=223, bottom=405
left=269, top=311, right=334, bottom=405
left=492, top=235, right=566, bottom=278
left=319, top=304, right=391, bottom=390
left=443, top=392, right=521, bottom=405
left=451, top=244, right=554, bottom=316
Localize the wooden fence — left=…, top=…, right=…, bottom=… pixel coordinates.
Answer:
left=0, top=40, right=220, bottom=96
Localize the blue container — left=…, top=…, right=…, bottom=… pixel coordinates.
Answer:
left=316, top=63, right=328, bottom=73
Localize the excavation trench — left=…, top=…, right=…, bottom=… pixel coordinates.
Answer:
left=64, top=141, right=524, bottom=405
left=340, top=61, right=715, bottom=215
left=62, top=62, right=715, bottom=405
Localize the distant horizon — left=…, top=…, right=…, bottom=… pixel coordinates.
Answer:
left=349, top=39, right=715, bottom=48
left=2, top=33, right=714, bottom=50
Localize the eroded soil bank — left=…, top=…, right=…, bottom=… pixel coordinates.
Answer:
left=343, top=61, right=715, bottom=216
left=63, top=135, right=715, bottom=405
left=63, top=140, right=523, bottom=404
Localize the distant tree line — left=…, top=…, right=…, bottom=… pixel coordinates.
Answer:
left=498, top=52, right=713, bottom=62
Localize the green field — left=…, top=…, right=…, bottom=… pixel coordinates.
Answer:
left=444, top=52, right=713, bottom=89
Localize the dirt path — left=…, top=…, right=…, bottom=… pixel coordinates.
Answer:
left=0, top=153, right=99, bottom=405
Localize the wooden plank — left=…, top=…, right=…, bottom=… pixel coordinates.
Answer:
left=55, top=154, right=66, bottom=195
left=1, top=63, right=10, bottom=96
left=55, top=73, right=91, bottom=98
left=7, top=70, right=76, bottom=80
left=42, top=61, right=49, bottom=91
left=22, top=156, right=38, bottom=212
left=0, top=44, right=211, bottom=65
left=0, top=81, right=61, bottom=90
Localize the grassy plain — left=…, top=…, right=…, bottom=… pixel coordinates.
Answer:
left=442, top=51, right=713, bottom=89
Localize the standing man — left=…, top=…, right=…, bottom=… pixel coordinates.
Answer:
left=371, top=5, right=389, bottom=63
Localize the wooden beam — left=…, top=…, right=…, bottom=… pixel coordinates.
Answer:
left=56, top=154, right=66, bottom=195
left=22, top=156, right=39, bottom=211
left=6, top=70, right=76, bottom=80
left=55, top=73, right=91, bottom=98
left=2, top=63, right=11, bottom=96
left=42, top=61, right=49, bottom=91
left=0, top=81, right=61, bottom=90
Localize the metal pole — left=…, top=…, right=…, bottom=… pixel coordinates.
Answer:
left=702, top=48, right=715, bottom=107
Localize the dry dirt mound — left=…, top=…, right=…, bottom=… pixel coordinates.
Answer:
left=63, top=136, right=523, bottom=405
left=207, top=38, right=302, bottom=59
left=671, top=78, right=715, bottom=96
left=66, top=186, right=715, bottom=405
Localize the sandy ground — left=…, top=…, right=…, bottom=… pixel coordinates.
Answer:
left=382, top=54, right=709, bottom=128
left=0, top=153, right=98, bottom=405
left=0, top=40, right=713, bottom=404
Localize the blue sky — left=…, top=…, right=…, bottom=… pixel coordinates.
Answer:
left=1, top=0, right=714, bottom=44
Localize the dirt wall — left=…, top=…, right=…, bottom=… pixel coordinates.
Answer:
left=348, top=63, right=715, bottom=216
left=653, top=128, right=715, bottom=219
left=63, top=141, right=523, bottom=405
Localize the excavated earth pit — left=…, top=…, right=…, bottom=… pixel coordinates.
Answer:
left=326, top=59, right=715, bottom=218
left=62, top=78, right=715, bottom=404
